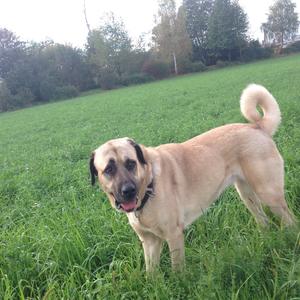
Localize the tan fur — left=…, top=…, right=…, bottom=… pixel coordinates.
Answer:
left=240, top=84, right=281, bottom=135
left=91, top=84, right=295, bottom=272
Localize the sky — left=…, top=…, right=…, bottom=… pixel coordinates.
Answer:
left=0, top=0, right=299, bottom=48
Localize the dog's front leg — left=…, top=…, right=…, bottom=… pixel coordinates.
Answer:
left=167, top=230, right=185, bottom=271
left=141, top=232, right=163, bottom=272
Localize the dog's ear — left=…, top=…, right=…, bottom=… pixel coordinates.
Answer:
left=89, top=152, right=98, bottom=185
left=128, top=139, right=147, bottom=165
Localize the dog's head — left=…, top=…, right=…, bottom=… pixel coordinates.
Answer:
left=89, top=138, right=151, bottom=213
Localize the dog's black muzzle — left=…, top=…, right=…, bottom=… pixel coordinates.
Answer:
left=120, top=181, right=137, bottom=201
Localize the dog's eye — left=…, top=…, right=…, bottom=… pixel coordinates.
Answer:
left=104, top=164, right=116, bottom=176
left=125, top=159, right=136, bottom=172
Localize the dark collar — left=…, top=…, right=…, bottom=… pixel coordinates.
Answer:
left=135, top=180, right=154, bottom=212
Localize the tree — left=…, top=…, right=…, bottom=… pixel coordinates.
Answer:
left=126, top=34, right=151, bottom=75
left=232, top=0, right=249, bottom=58
left=0, top=80, right=13, bottom=112
left=0, top=28, right=25, bottom=78
left=101, top=13, right=132, bottom=77
left=207, top=0, right=248, bottom=62
left=86, top=13, right=132, bottom=88
left=41, top=44, right=92, bottom=91
left=152, top=0, right=178, bottom=73
left=152, top=0, right=192, bottom=74
left=174, top=6, right=193, bottom=72
left=86, top=29, right=109, bottom=84
left=261, top=0, right=299, bottom=49
left=183, top=0, right=213, bottom=63
left=4, top=40, right=91, bottom=104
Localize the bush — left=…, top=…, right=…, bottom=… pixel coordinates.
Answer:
left=142, top=60, right=170, bottom=79
left=121, top=73, right=154, bottom=86
left=190, top=61, right=207, bottom=73
left=39, top=79, right=58, bottom=102
left=260, top=47, right=273, bottom=59
left=216, top=60, right=231, bottom=68
left=13, top=87, right=35, bottom=107
left=176, top=59, right=207, bottom=74
left=53, top=85, right=79, bottom=100
left=99, top=71, right=120, bottom=90
left=0, top=81, right=14, bottom=112
left=0, top=83, right=34, bottom=112
left=283, top=41, right=300, bottom=54
left=242, top=40, right=273, bottom=62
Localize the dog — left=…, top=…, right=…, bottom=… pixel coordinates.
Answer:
left=89, top=84, right=295, bottom=272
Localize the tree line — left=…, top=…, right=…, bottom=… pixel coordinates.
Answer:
left=0, top=0, right=299, bottom=112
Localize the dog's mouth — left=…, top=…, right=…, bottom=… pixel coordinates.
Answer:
left=118, top=200, right=137, bottom=212
left=111, top=194, right=138, bottom=213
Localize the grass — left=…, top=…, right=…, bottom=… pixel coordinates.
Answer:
left=0, top=54, right=300, bottom=299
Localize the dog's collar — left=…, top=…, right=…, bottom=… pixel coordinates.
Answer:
left=135, top=180, right=154, bottom=213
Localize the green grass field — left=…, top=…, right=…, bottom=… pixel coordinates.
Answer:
left=0, top=54, right=300, bottom=299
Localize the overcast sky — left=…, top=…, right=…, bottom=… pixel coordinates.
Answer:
left=0, top=0, right=299, bottom=48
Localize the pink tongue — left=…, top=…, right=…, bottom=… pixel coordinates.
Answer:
left=121, top=201, right=136, bottom=211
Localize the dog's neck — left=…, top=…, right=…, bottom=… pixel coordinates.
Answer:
left=134, top=161, right=156, bottom=217
left=135, top=180, right=154, bottom=214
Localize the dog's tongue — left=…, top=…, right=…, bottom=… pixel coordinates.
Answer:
left=121, top=201, right=136, bottom=212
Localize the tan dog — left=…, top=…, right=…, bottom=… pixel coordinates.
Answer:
left=89, top=84, right=295, bottom=272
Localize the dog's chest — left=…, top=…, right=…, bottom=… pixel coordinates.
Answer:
left=127, top=213, right=163, bottom=238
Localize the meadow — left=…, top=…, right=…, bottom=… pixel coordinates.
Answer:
left=0, top=54, right=299, bottom=299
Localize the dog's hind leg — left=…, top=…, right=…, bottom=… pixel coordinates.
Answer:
left=252, top=189, right=296, bottom=227
left=241, top=158, right=296, bottom=227
left=235, top=179, right=269, bottom=227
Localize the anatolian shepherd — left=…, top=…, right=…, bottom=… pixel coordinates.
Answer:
left=89, top=84, right=295, bottom=272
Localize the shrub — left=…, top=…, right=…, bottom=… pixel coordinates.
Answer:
left=283, top=41, right=300, bottom=54
left=121, top=73, right=154, bottom=86
left=0, top=81, right=14, bottom=112
left=98, top=71, right=120, bottom=90
left=190, top=61, right=207, bottom=73
left=0, top=83, right=34, bottom=112
left=142, top=60, right=170, bottom=79
left=177, top=61, right=190, bottom=74
left=176, top=60, right=207, bottom=74
left=260, top=47, right=273, bottom=59
left=13, top=87, right=35, bottom=107
left=53, top=85, right=79, bottom=100
left=242, top=40, right=273, bottom=62
left=216, top=60, right=231, bottom=68
left=39, top=79, right=58, bottom=102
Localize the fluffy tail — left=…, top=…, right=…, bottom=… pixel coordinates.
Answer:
left=240, top=84, right=281, bottom=136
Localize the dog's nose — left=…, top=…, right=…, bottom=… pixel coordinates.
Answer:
left=121, top=182, right=137, bottom=200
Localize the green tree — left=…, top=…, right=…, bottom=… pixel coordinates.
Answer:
left=86, top=29, right=109, bottom=86
left=174, top=6, right=193, bottom=72
left=152, top=0, right=192, bottom=74
left=183, top=0, right=213, bottom=63
left=86, top=13, right=132, bottom=88
left=41, top=44, right=92, bottom=91
left=101, top=13, right=132, bottom=77
left=152, top=0, right=178, bottom=73
left=5, top=40, right=91, bottom=105
left=127, top=34, right=151, bottom=75
left=232, top=0, right=249, bottom=59
left=261, top=0, right=299, bottom=49
left=207, top=0, right=248, bottom=62
left=0, top=80, right=13, bottom=112
left=0, top=28, right=25, bottom=79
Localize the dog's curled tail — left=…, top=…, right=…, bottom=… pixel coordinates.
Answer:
left=240, top=84, right=281, bottom=136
